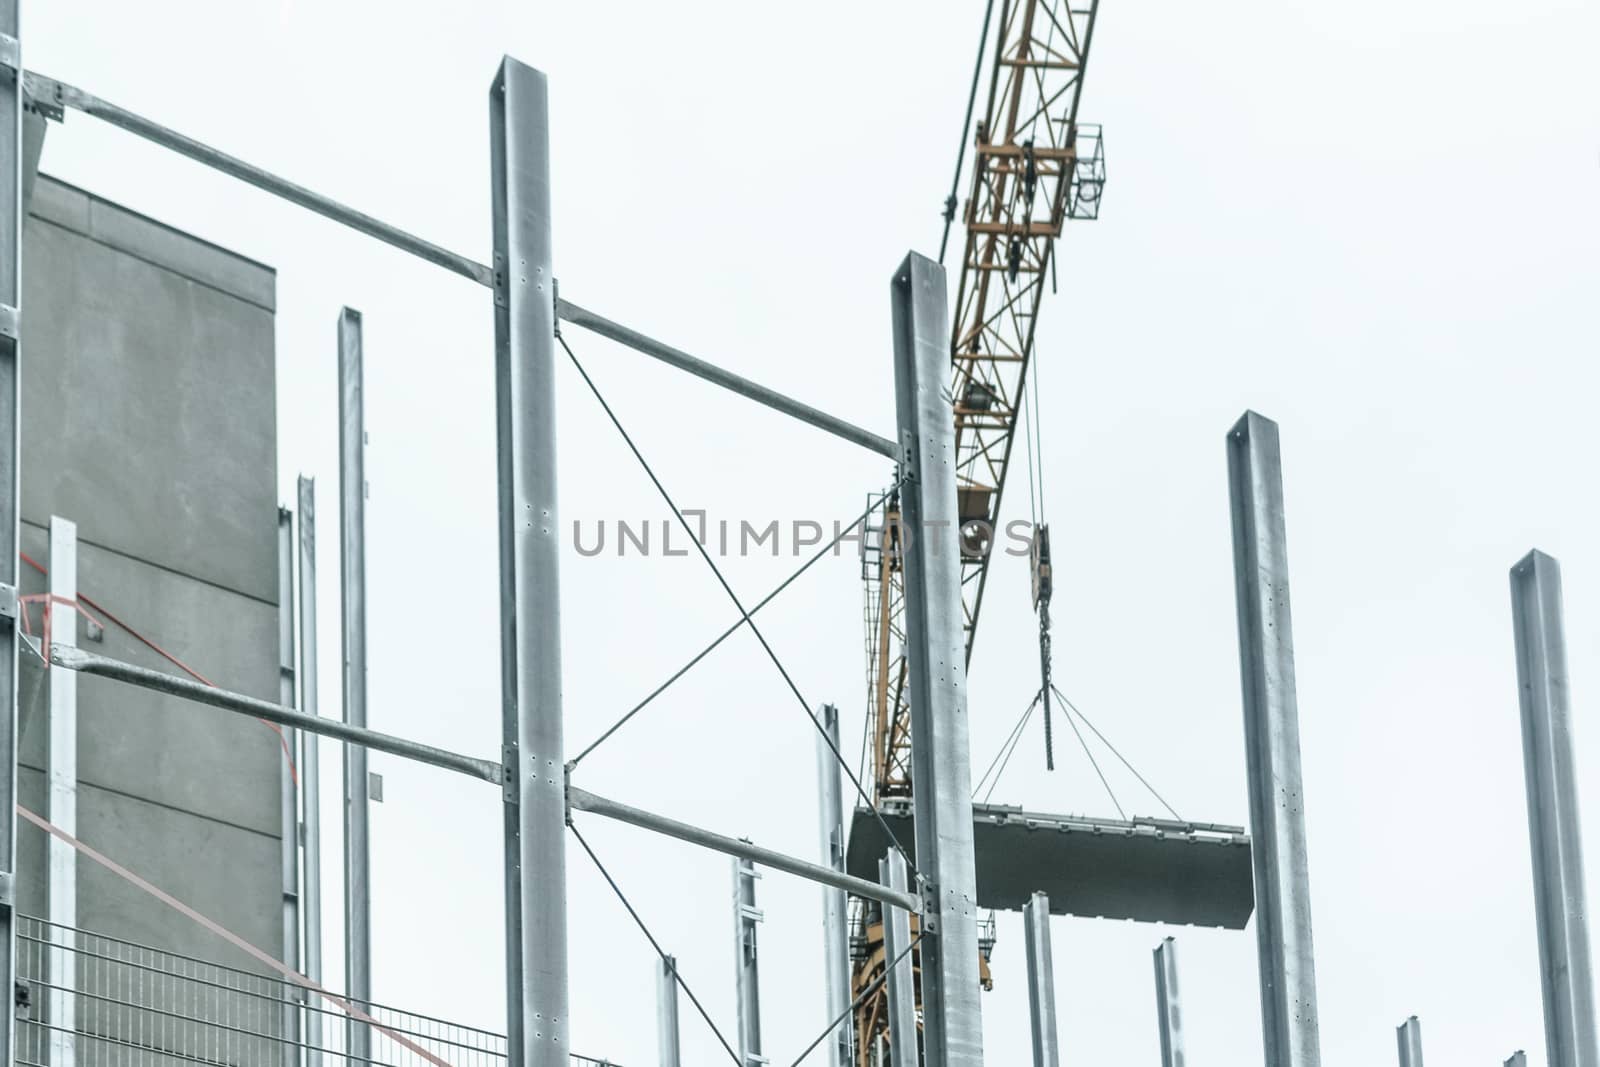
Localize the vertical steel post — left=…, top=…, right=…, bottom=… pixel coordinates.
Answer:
left=733, top=856, right=764, bottom=1066
left=1396, top=1016, right=1423, bottom=1067
left=491, top=57, right=568, bottom=1067
left=891, top=251, right=984, bottom=1066
left=880, top=850, right=918, bottom=1066
left=47, top=517, right=76, bottom=1067
left=816, top=703, right=852, bottom=1067
left=1153, top=937, right=1184, bottom=1067
left=1226, top=410, right=1321, bottom=1067
left=1510, top=550, right=1599, bottom=1067
left=657, top=955, right=682, bottom=1067
left=1023, top=892, right=1059, bottom=1067
left=338, top=306, right=371, bottom=1065
left=276, top=508, right=301, bottom=1064
left=298, top=475, right=323, bottom=1067
left=0, top=5, right=23, bottom=1063
left=1507, top=1052, right=1528, bottom=1067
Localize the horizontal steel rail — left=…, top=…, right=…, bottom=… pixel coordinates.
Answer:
left=566, top=785, right=921, bottom=913
left=23, top=72, right=495, bottom=287
left=557, top=298, right=899, bottom=459
left=47, top=645, right=503, bottom=785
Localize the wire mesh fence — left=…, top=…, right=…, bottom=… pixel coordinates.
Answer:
left=14, top=915, right=619, bottom=1067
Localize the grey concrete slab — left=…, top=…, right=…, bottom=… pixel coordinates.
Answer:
left=18, top=521, right=282, bottom=837
left=847, top=801, right=1256, bottom=929
left=21, top=177, right=278, bottom=602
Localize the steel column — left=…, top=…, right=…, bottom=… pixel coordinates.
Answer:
left=880, top=850, right=918, bottom=1067
left=816, top=703, right=853, bottom=1067
left=47, top=517, right=77, bottom=1067
left=491, top=57, right=569, bottom=1067
left=1507, top=1052, right=1528, bottom=1067
left=276, top=508, right=301, bottom=1065
left=1510, top=550, right=1599, bottom=1067
left=1023, top=892, right=1059, bottom=1067
left=0, top=5, right=23, bottom=1063
left=733, top=856, right=764, bottom=1066
left=1396, top=1016, right=1423, bottom=1067
left=1226, top=410, right=1321, bottom=1067
left=891, top=250, right=984, bottom=1066
left=338, top=305, right=371, bottom=1065
left=1153, top=937, right=1184, bottom=1067
left=298, top=475, right=323, bottom=1067
left=657, top=955, right=682, bottom=1067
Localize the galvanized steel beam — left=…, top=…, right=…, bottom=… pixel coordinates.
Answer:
left=1510, top=550, right=1599, bottom=1067
left=491, top=57, right=570, bottom=1067
left=816, top=703, right=852, bottom=1067
left=733, top=856, right=764, bottom=1067
left=1023, top=892, right=1059, bottom=1067
left=338, top=306, right=372, bottom=1065
left=1227, top=410, right=1321, bottom=1067
left=1153, top=937, right=1184, bottom=1067
left=276, top=508, right=301, bottom=1066
left=657, top=955, right=682, bottom=1067
left=1396, top=1016, right=1423, bottom=1067
left=880, top=850, right=918, bottom=1066
left=47, top=517, right=77, bottom=1067
left=892, top=250, right=985, bottom=1066
left=298, top=474, right=324, bottom=1067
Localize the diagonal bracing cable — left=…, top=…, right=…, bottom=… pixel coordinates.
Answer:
left=1051, top=683, right=1183, bottom=822
left=783, top=931, right=925, bottom=1067
left=569, top=824, right=743, bottom=1067
left=571, top=480, right=903, bottom=767
left=560, top=335, right=919, bottom=879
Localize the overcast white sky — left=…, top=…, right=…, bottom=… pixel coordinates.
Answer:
left=24, top=1, right=1600, bottom=1064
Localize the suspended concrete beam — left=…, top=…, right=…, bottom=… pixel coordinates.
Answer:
left=1510, top=550, right=1599, bottom=1067
left=892, top=250, right=985, bottom=1066
left=557, top=299, right=898, bottom=459
left=880, top=850, right=918, bottom=1066
left=1024, top=892, right=1060, bottom=1067
left=1153, top=937, right=1184, bottom=1067
left=297, top=475, right=325, bottom=1067
left=491, top=56, right=570, bottom=1067
left=657, top=955, right=682, bottom=1067
left=733, top=856, right=764, bottom=1067
left=21, top=73, right=492, bottom=286
left=1226, top=410, right=1321, bottom=1067
left=46, top=645, right=501, bottom=783
left=567, top=786, right=920, bottom=913
left=1396, top=1016, right=1423, bottom=1067
left=816, top=703, right=853, bottom=1067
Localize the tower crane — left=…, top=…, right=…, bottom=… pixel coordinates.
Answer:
left=851, top=2, right=1104, bottom=1062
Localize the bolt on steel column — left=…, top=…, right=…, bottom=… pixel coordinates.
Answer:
left=1153, top=938, right=1183, bottom=1067
left=1226, top=410, right=1321, bottom=1067
left=1396, top=1016, right=1423, bottom=1067
left=733, top=856, right=764, bottom=1066
left=1510, top=551, right=1598, bottom=1067
left=891, top=251, right=984, bottom=1066
left=1023, top=893, right=1059, bottom=1067
left=491, top=57, right=569, bottom=1067
left=338, top=306, right=371, bottom=1065
left=816, top=703, right=852, bottom=1067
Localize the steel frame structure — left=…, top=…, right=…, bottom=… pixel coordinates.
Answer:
left=3, top=45, right=985, bottom=1067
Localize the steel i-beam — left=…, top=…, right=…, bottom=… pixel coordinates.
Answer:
left=1510, top=551, right=1599, bottom=1067
left=47, top=517, right=77, bottom=1067
left=491, top=56, right=570, bottom=1067
left=297, top=475, right=324, bottom=1067
left=1226, top=410, right=1321, bottom=1067
left=880, top=850, right=918, bottom=1066
left=276, top=508, right=301, bottom=1066
left=657, top=955, right=682, bottom=1067
left=1396, top=1016, right=1423, bottom=1067
left=891, top=250, right=985, bottom=1066
left=733, top=856, right=764, bottom=1066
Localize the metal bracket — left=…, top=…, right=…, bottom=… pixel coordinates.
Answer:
left=0, top=34, right=17, bottom=76
left=919, top=880, right=940, bottom=933
left=21, top=72, right=64, bottom=122
left=551, top=277, right=561, bottom=337
left=0, top=582, right=16, bottom=621
left=502, top=743, right=517, bottom=803
left=0, top=304, right=18, bottom=343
